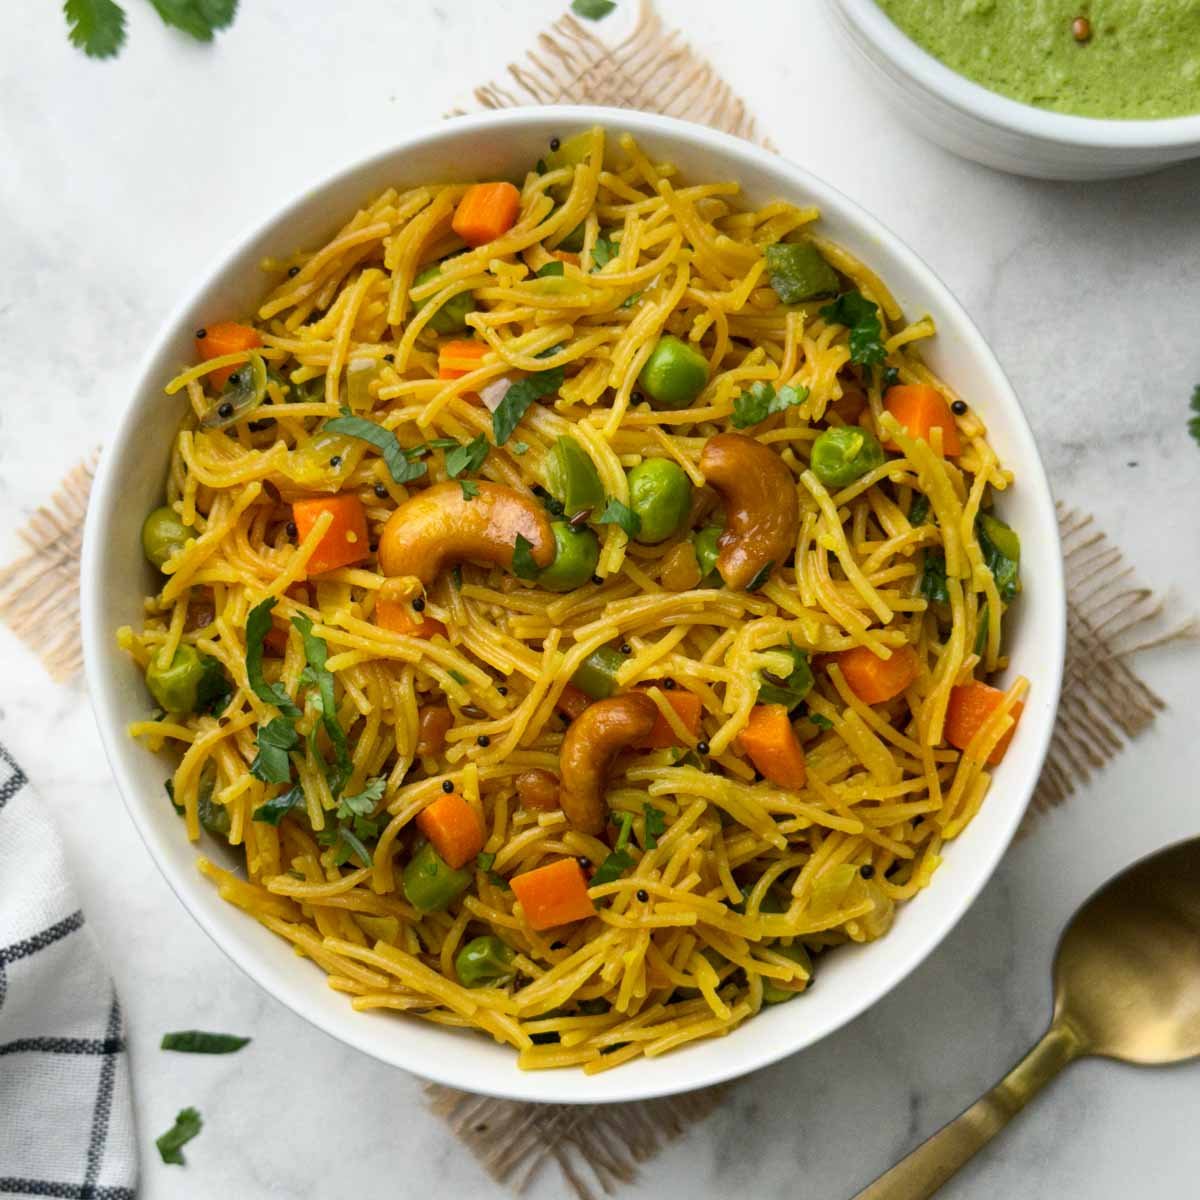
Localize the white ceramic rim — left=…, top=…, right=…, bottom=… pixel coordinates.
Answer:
left=838, top=0, right=1200, bottom=148
left=81, top=105, right=1066, bottom=1104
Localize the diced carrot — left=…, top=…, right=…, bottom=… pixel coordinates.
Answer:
left=884, top=384, right=962, bottom=456
left=452, top=182, right=522, bottom=248
left=438, top=339, right=489, bottom=380
left=635, top=688, right=703, bottom=749
left=416, top=792, right=485, bottom=870
left=556, top=684, right=591, bottom=722
left=736, top=704, right=807, bottom=789
left=195, top=321, right=261, bottom=389
left=375, top=594, right=444, bottom=639
left=292, top=495, right=370, bottom=575
left=839, top=644, right=920, bottom=705
left=510, top=858, right=596, bottom=930
left=946, top=681, right=1024, bottom=765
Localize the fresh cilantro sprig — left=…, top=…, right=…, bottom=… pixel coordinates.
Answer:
left=325, top=411, right=427, bottom=484
left=918, top=549, right=949, bottom=604
left=819, top=291, right=887, bottom=368
left=808, top=711, right=834, bottom=730
left=251, top=785, right=303, bottom=826
left=592, top=812, right=637, bottom=886
left=641, top=804, right=666, bottom=850
left=65, top=0, right=238, bottom=60
left=591, top=233, right=618, bottom=269
left=445, top=433, right=490, bottom=479
left=250, top=717, right=298, bottom=784
left=731, top=381, right=809, bottom=429
left=511, top=533, right=541, bottom=581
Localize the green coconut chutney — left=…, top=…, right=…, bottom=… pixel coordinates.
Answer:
left=875, top=1, right=1200, bottom=119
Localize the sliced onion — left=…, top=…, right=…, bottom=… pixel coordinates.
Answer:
left=478, top=375, right=514, bottom=413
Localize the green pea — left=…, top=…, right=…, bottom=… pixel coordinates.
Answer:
left=571, top=646, right=623, bottom=700
left=809, top=425, right=886, bottom=488
left=762, top=942, right=813, bottom=1005
left=692, top=526, right=723, bottom=582
left=141, top=506, right=192, bottom=571
left=403, top=842, right=472, bottom=912
left=627, top=458, right=692, bottom=544
left=455, top=935, right=516, bottom=988
left=540, top=522, right=600, bottom=593
left=411, top=264, right=475, bottom=334
left=145, top=644, right=224, bottom=714
left=544, top=436, right=604, bottom=515
left=637, top=335, right=709, bottom=410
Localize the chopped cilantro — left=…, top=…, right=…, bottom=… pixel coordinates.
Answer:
left=245, top=599, right=300, bottom=718
left=459, top=479, right=480, bottom=501
left=621, top=291, right=642, bottom=309
left=883, top=365, right=900, bottom=389
left=249, top=717, right=298, bottom=784
left=808, top=711, right=834, bottom=730
left=1189, top=384, right=1200, bottom=447
left=511, top=533, right=540, bottom=581
left=731, top=381, right=808, bottom=429
left=819, top=291, right=887, bottom=368
left=591, top=234, right=618, bottom=269
left=918, top=549, right=949, bottom=604
left=492, top=362, right=565, bottom=445
left=571, top=0, right=616, bottom=17
left=161, top=1031, right=250, bottom=1054
left=908, top=493, right=931, bottom=526
left=292, top=615, right=352, bottom=797
left=251, top=784, right=303, bottom=826
left=744, top=560, right=775, bottom=592
left=596, top=497, right=641, bottom=539
left=445, top=433, right=490, bottom=478
left=63, top=0, right=127, bottom=58
left=148, top=0, right=237, bottom=43
left=156, top=1106, right=202, bottom=1166
left=326, top=412, right=427, bottom=484
left=536, top=261, right=565, bottom=278
left=641, top=804, right=666, bottom=850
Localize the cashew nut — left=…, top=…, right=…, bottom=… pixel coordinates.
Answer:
left=559, top=692, right=658, bottom=834
left=378, top=481, right=555, bottom=587
left=699, top=433, right=799, bottom=590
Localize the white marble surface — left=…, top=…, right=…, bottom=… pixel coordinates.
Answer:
left=3, top=1, right=1200, bottom=1196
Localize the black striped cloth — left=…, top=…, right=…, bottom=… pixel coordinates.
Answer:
left=0, top=745, right=137, bottom=1198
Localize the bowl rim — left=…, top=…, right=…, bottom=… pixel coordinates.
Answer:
left=836, top=0, right=1200, bottom=148
left=81, top=104, right=1066, bottom=1104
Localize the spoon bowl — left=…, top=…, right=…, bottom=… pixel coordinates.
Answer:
left=1055, top=839, right=1200, bottom=1065
left=856, top=838, right=1200, bottom=1198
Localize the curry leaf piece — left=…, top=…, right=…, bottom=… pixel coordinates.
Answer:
left=492, top=363, right=565, bottom=445
left=325, top=413, right=426, bottom=484
left=245, top=599, right=300, bottom=718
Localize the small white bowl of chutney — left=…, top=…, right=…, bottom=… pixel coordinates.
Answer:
left=829, top=0, right=1200, bottom=179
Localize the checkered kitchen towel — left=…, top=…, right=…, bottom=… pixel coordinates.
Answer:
left=0, top=744, right=137, bottom=1199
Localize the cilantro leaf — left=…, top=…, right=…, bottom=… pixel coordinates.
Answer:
left=161, top=1031, right=250, bottom=1054
left=245, top=599, right=300, bottom=718
left=156, top=1106, right=202, bottom=1166
left=819, top=291, right=887, bottom=367
left=459, top=479, right=480, bottom=501
left=572, top=0, right=616, bottom=17
left=976, top=514, right=1021, bottom=604
left=492, top=363, right=565, bottom=445
left=511, top=533, right=540, bottom=581
left=252, top=785, right=303, bottom=826
left=476, top=851, right=496, bottom=872
left=250, top=717, right=298, bottom=784
left=146, top=0, right=237, bottom=42
left=329, top=826, right=373, bottom=869
left=808, top=711, right=834, bottom=730
left=596, top=497, right=641, bottom=539
left=445, top=433, right=490, bottom=479
left=64, top=0, right=127, bottom=58
left=731, top=381, right=809, bottom=429
left=757, top=638, right=814, bottom=710
left=591, top=234, right=618, bottom=269
left=536, top=261, right=565, bottom=278
left=591, top=848, right=634, bottom=887
left=614, top=810, right=635, bottom=850
left=325, top=413, right=427, bottom=484
left=292, top=615, right=352, bottom=797
left=642, top=804, right=666, bottom=850
left=621, top=291, right=642, bottom=309
left=1189, top=383, right=1200, bottom=447
left=337, top=777, right=385, bottom=821
left=908, top=493, right=931, bottom=526
left=918, top=549, right=949, bottom=604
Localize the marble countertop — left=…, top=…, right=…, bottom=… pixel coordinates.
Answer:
left=3, top=1, right=1199, bottom=1196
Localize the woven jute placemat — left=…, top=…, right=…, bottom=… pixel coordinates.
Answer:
left=2, top=4, right=1196, bottom=1197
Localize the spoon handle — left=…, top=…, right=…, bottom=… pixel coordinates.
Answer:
left=851, top=1020, right=1084, bottom=1199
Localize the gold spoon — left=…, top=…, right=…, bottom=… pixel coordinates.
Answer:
left=853, top=837, right=1200, bottom=1199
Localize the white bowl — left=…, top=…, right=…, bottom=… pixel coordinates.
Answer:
left=82, top=105, right=1065, bottom=1104
left=829, top=0, right=1200, bottom=180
